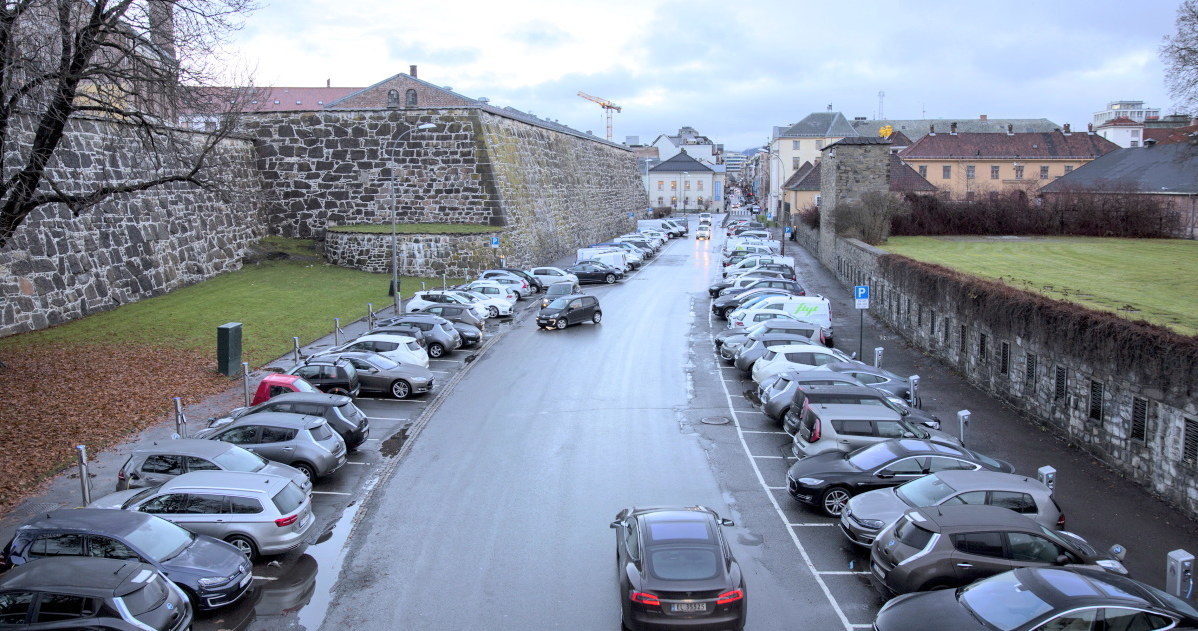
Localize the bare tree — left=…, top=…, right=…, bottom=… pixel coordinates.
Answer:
left=1163, top=0, right=1198, bottom=113
left=836, top=191, right=910, bottom=245
left=0, top=0, right=256, bottom=250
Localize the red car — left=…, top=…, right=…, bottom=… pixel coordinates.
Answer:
left=250, top=373, right=320, bottom=406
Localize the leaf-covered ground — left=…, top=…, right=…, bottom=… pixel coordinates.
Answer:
left=0, top=343, right=232, bottom=514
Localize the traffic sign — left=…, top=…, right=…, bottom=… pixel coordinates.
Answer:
left=628, top=211, right=635, bottom=219
left=854, top=285, right=870, bottom=310
left=784, top=226, right=792, bottom=235
left=490, top=236, right=500, bottom=249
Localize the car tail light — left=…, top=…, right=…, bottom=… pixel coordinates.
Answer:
left=716, top=589, right=744, bottom=604
left=808, top=410, right=820, bottom=442
left=275, top=514, right=299, bottom=527
left=818, top=330, right=827, bottom=345
left=116, top=468, right=125, bottom=481
left=630, top=592, right=660, bottom=606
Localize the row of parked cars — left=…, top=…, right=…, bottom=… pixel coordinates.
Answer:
left=701, top=220, right=1197, bottom=631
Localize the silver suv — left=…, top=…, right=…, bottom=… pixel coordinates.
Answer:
left=197, top=412, right=346, bottom=481
left=840, top=469, right=1063, bottom=547
left=91, top=470, right=314, bottom=560
left=792, top=404, right=959, bottom=459
left=116, top=439, right=311, bottom=494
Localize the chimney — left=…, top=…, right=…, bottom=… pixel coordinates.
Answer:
left=979, top=114, right=988, bottom=121
left=950, top=122, right=957, bottom=135
left=410, top=65, right=417, bottom=78
left=326, top=78, right=331, bottom=88
left=1062, top=123, right=1071, bottom=135
left=1143, top=138, right=1157, bottom=147
left=1007, top=124, right=1014, bottom=136
left=1087, top=123, right=1095, bottom=134
left=929, top=124, right=936, bottom=136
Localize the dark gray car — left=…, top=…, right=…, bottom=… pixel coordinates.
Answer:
left=715, top=318, right=827, bottom=350
left=0, top=556, right=192, bottom=631
left=318, top=351, right=435, bottom=399
left=196, top=412, right=347, bottom=481
left=417, top=303, right=486, bottom=336
left=214, top=392, right=369, bottom=451
left=540, top=280, right=582, bottom=309
left=115, top=438, right=310, bottom=494
left=1, top=509, right=252, bottom=611
left=375, top=313, right=462, bottom=358
left=756, top=370, right=865, bottom=421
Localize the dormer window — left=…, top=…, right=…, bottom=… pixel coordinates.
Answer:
left=406, top=89, right=418, bottom=106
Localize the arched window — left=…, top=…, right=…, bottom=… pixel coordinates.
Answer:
left=405, top=89, right=418, bottom=106
left=386, top=89, right=399, bottom=107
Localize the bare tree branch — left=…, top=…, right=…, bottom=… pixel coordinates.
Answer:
left=1163, top=0, right=1198, bottom=112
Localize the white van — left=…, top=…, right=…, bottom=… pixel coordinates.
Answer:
left=723, top=255, right=796, bottom=277
left=577, top=248, right=629, bottom=273
left=741, top=295, right=834, bottom=346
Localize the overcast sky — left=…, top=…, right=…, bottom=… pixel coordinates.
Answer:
left=223, top=0, right=1183, bottom=153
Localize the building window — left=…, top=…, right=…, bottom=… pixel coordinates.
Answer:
left=405, top=89, right=417, bottom=106
left=1000, top=342, right=1010, bottom=375
left=942, top=165, right=952, bottom=179
left=1026, top=353, right=1038, bottom=390
left=793, top=157, right=801, bottom=169
left=684, top=181, right=691, bottom=190
left=1185, top=418, right=1198, bottom=466
left=697, top=181, right=704, bottom=191
left=991, top=165, right=1000, bottom=179
left=965, top=191, right=975, bottom=202
left=1054, top=366, right=1067, bottom=401
left=1130, top=141, right=1139, bottom=148
left=670, top=181, right=676, bottom=191
left=814, top=195, right=821, bottom=206
left=918, top=165, right=927, bottom=178
left=1064, top=165, right=1073, bottom=174
left=966, top=165, right=976, bottom=179
left=1014, top=165, right=1025, bottom=179
left=917, top=306, right=923, bottom=328
left=657, top=196, right=663, bottom=206
left=1131, top=397, right=1148, bottom=442
left=387, top=89, right=400, bottom=107
left=929, top=311, right=936, bottom=336
left=959, top=324, right=967, bottom=353
left=792, top=140, right=800, bottom=150
left=1088, top=380, right=1103, bottom=420
left=1039, top=166, right=1049, bottom=179
left=979, top=333, right=988, bottom=360
left=657, top=181, right=663, bottom=191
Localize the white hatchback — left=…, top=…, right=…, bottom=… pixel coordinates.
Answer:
left=325, top=333, right=429, bottom=368
left=446, top=290, right=513, bottom=318
left=407, top=290, right=490, bottom=320
left=527, top=266, right=580, bottom=287
left=464, top=280, right=518, bottom=304
left=750, top=343, right=853, bottom=384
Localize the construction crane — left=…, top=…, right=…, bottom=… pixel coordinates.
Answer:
left=577, top=91, right=621, bottom=141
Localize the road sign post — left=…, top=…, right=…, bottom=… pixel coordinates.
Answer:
left=854, top=286, right=870, bottom=359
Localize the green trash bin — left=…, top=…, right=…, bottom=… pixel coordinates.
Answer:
left=217, top=322, right=242, bottom=376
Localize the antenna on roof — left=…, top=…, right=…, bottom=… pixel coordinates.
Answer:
left=827, top=103, right=832, bottom=112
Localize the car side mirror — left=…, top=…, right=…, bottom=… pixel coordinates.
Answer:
left=876, top=470, right=894, bottom=479
left=1054, top=554, right=1071, bottom=566
left=609, top=521, right=620, bottom=529
left=720, top=518, right=735, bottom=527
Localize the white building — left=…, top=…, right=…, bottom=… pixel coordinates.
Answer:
left=651, top=126, right=722, bottom=167
left=647, top=150, right=720, bottom=211
left=1092, top=101, right=1161, bottom=126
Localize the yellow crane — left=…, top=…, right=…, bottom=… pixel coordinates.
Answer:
left=577, top=91, right=621, bottom=141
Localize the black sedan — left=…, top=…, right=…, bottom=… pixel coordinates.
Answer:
left=786, top=439, right=1014, bottom=517
left=566, top=261, right=623, bottom=284
left=707, top=271, right=787, bottom=297
left=873, top=566, right=1198, bottom=631
left=610, top=506, right=746, bottom=631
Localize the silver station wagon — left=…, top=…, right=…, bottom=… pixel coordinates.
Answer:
left=91, top=470, right=314, bottom=560
left=116, top=439, right=311, bottom=494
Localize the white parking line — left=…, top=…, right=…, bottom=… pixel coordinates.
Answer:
left=431, top=370, right=453, bottom=375
left=252, top=575, right=278, bottom=581
left=819, top=571, right=871, bottom=576
left=344, top=461, right=368, bottom=465
left=789, top=522, right=836, bottom=527
left=740, top=430, right=787, bottom=435
left=362, top=438, right=381, bottom=442
left=311, top=491, right=352, bottom=496
left=751, top=455, right=786, bottom=459
left=713, top=333, right=856, bottom=631
left=430, top=359, right=461, bottom=364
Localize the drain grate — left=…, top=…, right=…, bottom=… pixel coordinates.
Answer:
left=700, top=416, right=731, bottom=425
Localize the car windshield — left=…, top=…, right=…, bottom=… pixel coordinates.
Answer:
left=293, top=379, right=319, bottom=393
left=124, top=517, right=195, bottom=562
left=959, top=571, right=1054, bottom=631
left=213, top=446, right=270, bottom=472
left=366, top=355, right=401, bottom=370
left=122, top=486, right=163, bottom=509
left=896, top=475, right=958, bottom=507
left=962, top=447, right=1004, bottom=470
left=648, top=546, right=721, bottom=581
left=547, top=297, right=572, bottom=309
left=847, top=442, right=903, bottom=471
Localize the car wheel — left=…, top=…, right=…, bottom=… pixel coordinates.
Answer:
left=922, top=580, right=955, bottom=591
left=327, top=387, right=349, bottom=396
left=592, top=311, right=602, bottom=324
left=427, top=343, right=445, bottom=358
left=225, top=535, right=258, bottom=560
left=294, top=462, right=316, bottom=481
left=488, top=306, right=499, bottom=318
left=391, top=380, right=412, bottom=399
left=555, top=319, right=567, bottom=330
left=605, top=274, right=616, bottom=284
left=820, top=487, right=851, bottom=517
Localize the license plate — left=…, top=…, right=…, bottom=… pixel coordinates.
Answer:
left=239, top=573, right=252, bottom=588
left=671, top=602, right=708, bottom=613
left=872, top=562, right=886, bottom=580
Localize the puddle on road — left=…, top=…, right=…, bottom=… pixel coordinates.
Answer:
left=294, top=500, right=364, bottom=631
left=379, top=424, right=411, bottom=457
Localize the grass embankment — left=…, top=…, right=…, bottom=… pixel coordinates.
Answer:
left=879, top=236, right=1198, bottom=336
left=0, top=238, right=462, bottom=512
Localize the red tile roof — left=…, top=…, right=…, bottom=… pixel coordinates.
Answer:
left=180, top=86, right=363, bottom=114
left=1097, top=116, right=1142, bottom=128
left=1144, top=124, right=1198, bottom=145
left=898, top=130, right=1119, bottom=160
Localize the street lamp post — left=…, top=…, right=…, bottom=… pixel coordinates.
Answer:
left=389, top=122, right=437, bottom=313
left=681, top=171, right=688, bottom=212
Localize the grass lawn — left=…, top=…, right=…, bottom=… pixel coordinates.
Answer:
left=329, top=223, right=499, bottom=234
left=879, top=236, right=1198, bottom=336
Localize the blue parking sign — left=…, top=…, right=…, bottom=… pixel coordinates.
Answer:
left=854, top=286, right=869, bottom=300
left=490, top=236, right=500, bottom=248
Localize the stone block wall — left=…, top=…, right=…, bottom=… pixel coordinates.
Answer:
left=795, top=222, right=1198, bottom=518
left=0, top=116, right=265, bottom=337
left=323, top=231, right=500, bottom=277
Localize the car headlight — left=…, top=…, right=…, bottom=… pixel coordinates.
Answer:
left=198, top=573, right=236, bottom=587
left=797, top=477, right=824, bottom=486
left=857, top=518, right=886, bottom=529
left=1096, top=559, right=1129, bottom=575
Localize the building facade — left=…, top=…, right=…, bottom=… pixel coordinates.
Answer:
left=647, top=150, right=716, bottom=211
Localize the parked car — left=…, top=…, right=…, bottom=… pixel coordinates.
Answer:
left=872, top=566, right=1198, bottom=631
left=783, top=384, right=941, bottom=434
left=463, top=280, right=519, bottom=303
left=790, top=404, right=958, bottom=459
left=405, top=290, right=490, bottom=319
left=732, top=332, right=821, bottom=372
left=527, top=266, right=580, bottom=287
left=285, top=357, right=360, bottom=397
left=870, top=504, right=1126, bottom=598
left=211, top=391, right=370, bottom=451
left=0, top=556, right=192, bottom=631
left=822, top=362, right=922, bottom=406
left=248, top=373, right=321, bottom=407
left=115, top=439, right=310, bottom=494
left=374, top=313, right=462, bottom=358
left=718, top=279, right=805, bottom=299
left=708, top=271, right=787, bottom=297
left=715, top=318, right=826, bottom=350
left=537, top=294, right=601, bottom=330
left=756, top=370, right=865, bottom=421
left=366, top=322, right=428, bottom=349
left=711, top=288, right=794, bottom=320
left=317, top=351, right=435, bottom=399
left=90, top=471, right=314, bottom=560
left=475, top=272, right=531, bottom=299
left=841, top=469, right=1064, bottom=548
left=540, top=280, right=582, bottom=308
left=444, top=289, right=513, bottom=318
left=496, top=267, right=546, bottom=292
left=320, top=333, right=428, bottom=368
left=750, top=343, right=855, bottom=384
left=609, top=506, right=745, bottom=631
left=196, top=412, right=347, bottom=481
left=417, top=303, right=486, bottom=334
left=786, top=438, right=1014, bottom=517
left=566, top=261, right=622, bottom=284
left=0, top=509, right=252, bottom=611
